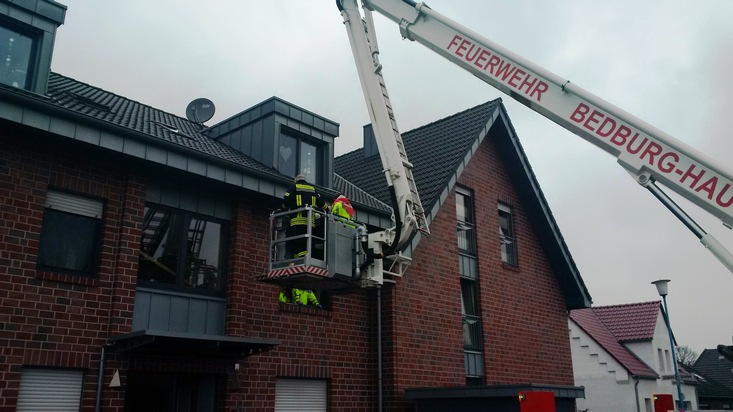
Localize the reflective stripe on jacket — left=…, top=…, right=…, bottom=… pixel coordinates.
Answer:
left=282, top=181, right=328, bottom=226
left=292, top=288, right=320, bottom=306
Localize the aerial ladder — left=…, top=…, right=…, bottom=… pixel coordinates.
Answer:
left=336, top=0, right=733, bottom=275
left=261, top=0, right=432, bottom=291
left=260, top=10, right=430, bottom=289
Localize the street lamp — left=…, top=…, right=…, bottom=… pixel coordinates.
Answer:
left=652, top=279, right=685, bottom=411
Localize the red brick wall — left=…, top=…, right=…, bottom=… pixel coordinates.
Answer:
left=0, top=135, right=143, bottom=411
left=225, top=197, right=379, bottom=411
left=383, top=134, right=574, bottom=409
left=0, top=124, right=574, bottom=411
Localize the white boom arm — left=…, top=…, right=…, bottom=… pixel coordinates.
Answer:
left=344, top=0, right=733, bottom=273
left=338, top=1, right=430, bottom=263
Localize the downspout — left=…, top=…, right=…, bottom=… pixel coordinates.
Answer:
left=634, top=376, right=641, bottom=412
left=377, top=287, right=383, bottom=412
left=95, top=345, right=106, bottom=412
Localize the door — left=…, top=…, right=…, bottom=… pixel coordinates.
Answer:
left=125, top=372, right=218, bottom=412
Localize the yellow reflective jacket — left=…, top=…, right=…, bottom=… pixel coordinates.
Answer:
left=292, top=288, right=320, bottom=307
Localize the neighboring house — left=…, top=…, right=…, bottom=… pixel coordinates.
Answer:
left=569, top=301, right=698, bottom=412
left=0, top=1, right=592, bottom=411
left=689, top=349, right=733, bottom=409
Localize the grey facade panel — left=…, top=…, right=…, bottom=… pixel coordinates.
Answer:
left=132, top=289, right=225, bottom=335
left=31, top=12, right=57, bottom=32
left=122, top=138, right=146, bottom=158
left=166, top=151, right=187, bottom=170
left=196, top=195, right=216, bottom=217
left=75, top=124, right=101, bottom=146
left=251, top=120, right=263, bottom=164
left=145, top=145, right=167, bottom=164
left=262, top=116, right=274, bottom=168
left=169, top=296, right=190, bottom=333
left=0, top=101, right=23, bottom=122
left=225, top=169, right=243, bottom=186
left=187, top=157, right=207, bottom=176
left=227, top=127, right=240, bottom=153
left=205, top=300, right=225, bottom=335
left=21, top=109, right=50, bottom=130
left=206, top=164, right=225, bottom=182
left=187, top=298, right=207, bottom=334
left=325, top=121, right=338, bottom=137
left=242, top=175, right=259, bottom=192
left=289, top=107, right=302, bottom=122
left=8, top=4, right=32, bottom=23
left=99, top=130, right=123, bottom=151
left=131, top=290, right=151, bottom=331
left=241, top=124, right=252, bottom=156
left=148, top=294, right=172, bottom=330
left=178, top=190, right=198, bottom=213
left=35, top=0, right=66, bottom=23
left=274, top=99, right=289, bottom=115
left=302, top=112, right=314, bottom=127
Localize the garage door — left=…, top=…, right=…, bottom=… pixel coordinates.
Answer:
left=275, top=378, right=327, bottom=412
left=17, top=368, right=84, bottom=411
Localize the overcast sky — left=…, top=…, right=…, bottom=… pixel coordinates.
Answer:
left=51, top=1, right=733, bottom=356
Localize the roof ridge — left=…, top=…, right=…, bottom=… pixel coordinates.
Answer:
left=592, top=300, right=660, bottom=310
left=403, top=99, right=500, bottom=135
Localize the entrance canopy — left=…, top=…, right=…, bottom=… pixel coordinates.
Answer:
left=110, top=330, right=280, bottom=360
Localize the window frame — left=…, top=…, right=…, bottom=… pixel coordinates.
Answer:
left=36, top=190, right=104, bottom=277
left=456, top=187, right=485, bottom=380
left=498, top=203, right=518, bottom=266
left=277, top=129, right=324, bottom=185
left=137, top=204, right=228, bottom=296
left=0, top=16, right=39, bottom=90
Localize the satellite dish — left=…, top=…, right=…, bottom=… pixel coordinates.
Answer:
left=186, top=98, right=216, bottom=124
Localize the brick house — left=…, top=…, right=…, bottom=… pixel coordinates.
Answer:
left=0, top=1, right=591, bottom=411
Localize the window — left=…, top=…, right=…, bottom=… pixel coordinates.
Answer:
left=658, top=348, right=666, bottom=373
left=456, top=188, right=484, bottom=384
left=17, top=368, right=83, bottom=412
left=37, top=190, right=103, bottom=276
left=275, top=378, right=327, bottom=411
left=456, top=190, right=476, bottom=253
left=278, top=133, right=322, bottom=184
left=498, top=203, right=517, bottom=265
left=0, top=20, right=35, bottom=89
left=461, top=278, right=481, bottom=350
left=138, top=205, right=226, bottom=294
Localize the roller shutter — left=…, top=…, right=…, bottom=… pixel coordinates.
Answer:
left=45, top=190, right=103, bottom=218
left=17, top=368, right=84, bottom=411
left=275, top=378, right=327, bottom=412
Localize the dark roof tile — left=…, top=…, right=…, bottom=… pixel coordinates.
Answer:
left=335, top=101, right=500, bottom=210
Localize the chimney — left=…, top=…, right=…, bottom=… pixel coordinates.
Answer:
left=363, top=124, right=379, bottom=158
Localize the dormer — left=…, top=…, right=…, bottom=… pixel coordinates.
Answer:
left=204, top=97, right=338, bottom=188
left=0, top=0, right=66, bottom=94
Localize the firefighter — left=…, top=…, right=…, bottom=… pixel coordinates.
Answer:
left=331, top=193, right=355, bottom=227
left=282, top=173, right=329, bottom=259
left=292, top=288, right=322, bottom=309
left=279, top=287, right=292, bottom=304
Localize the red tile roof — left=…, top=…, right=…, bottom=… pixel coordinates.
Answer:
left=592, top=301, right=662, bottom=342
left=570, top=301, right=662, bottom=378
